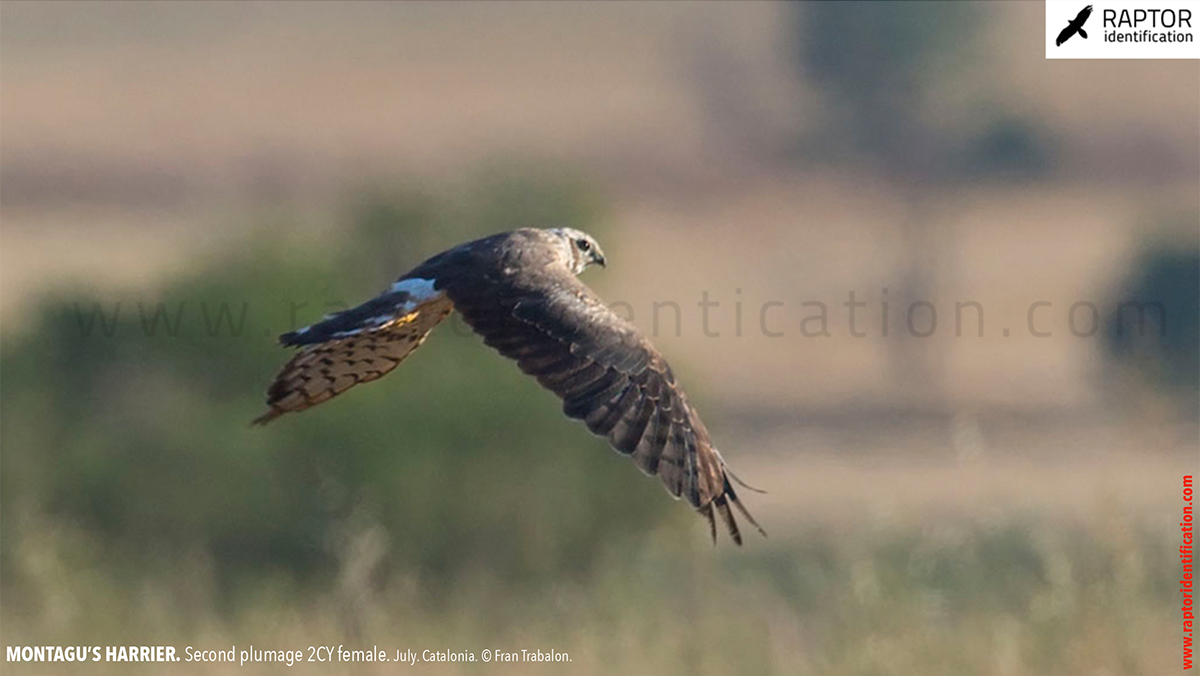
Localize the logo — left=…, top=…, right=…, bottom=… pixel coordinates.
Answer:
left=1055, top=4, right=1093, bottom=45
left=1046, top=0, right=1199, bottom=59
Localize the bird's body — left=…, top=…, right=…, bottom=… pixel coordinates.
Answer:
left=255, top=228, right=763, bottom=544
left=1056, top=5, right=1093, bottom=46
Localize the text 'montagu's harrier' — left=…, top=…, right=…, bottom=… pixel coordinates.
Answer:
left=255, top=228, right=764, bottom=544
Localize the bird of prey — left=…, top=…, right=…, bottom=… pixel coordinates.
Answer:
left=254, top=228, right=764, bottom=544
left=1056, top=5, right=1093, bottom=46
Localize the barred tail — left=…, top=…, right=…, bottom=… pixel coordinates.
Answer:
left=253, top=294, right=452, bottom=424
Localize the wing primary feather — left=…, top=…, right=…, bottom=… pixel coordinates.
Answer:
left=700, top=503, right=717, bottom=544
left=713, top=496, right=742, bottom=546
left=546, top=361, right=606, bottom=393
left=725, top=466, right=768, bottom=494
left=584, top=380, right=639, bottom=437
left=521, top=350, right=578, bottom=377
left=682, top=426, right=702, bottom=507
left=631, top=405, right=670, bottom=474
left=562, top=372, right=624, bottom=419
left=568, top=369, right=624, bottom=403
left=607, top=389, right=653, bottom=453
left=724, top=480, right=767, bottom=538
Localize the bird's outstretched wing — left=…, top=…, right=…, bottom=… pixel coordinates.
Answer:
left=439, top=268, right=765, bottom=545
left=255, top=229, right=763, bottom=543
left=253, top=283, right=452, bottom=424
left=1057, top=4, right=1093, bottom=45
left=1055, top=24, right=1075, bottom=46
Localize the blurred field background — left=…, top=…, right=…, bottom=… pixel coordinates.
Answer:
left=1, top=2, right=1197, bottom=675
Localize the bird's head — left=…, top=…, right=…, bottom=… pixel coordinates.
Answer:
left=551, top=227, right=606, bottom=274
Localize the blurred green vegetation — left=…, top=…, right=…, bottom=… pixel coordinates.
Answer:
left=0, top=169, right=677, bottom=605
left=4, top=507, right=1179, bottom=676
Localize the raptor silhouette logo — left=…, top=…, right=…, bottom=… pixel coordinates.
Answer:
left=1056, top=4, right=1094, bottom=45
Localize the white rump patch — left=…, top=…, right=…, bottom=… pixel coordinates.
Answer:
left=391, top=277, right=438, bottom=299
left=390, top=278, right=441, bottom=312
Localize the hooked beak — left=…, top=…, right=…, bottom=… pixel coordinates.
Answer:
left=595, top=253, right=607, bottom=268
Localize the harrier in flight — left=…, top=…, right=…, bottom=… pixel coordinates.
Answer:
left=1056, top=4, right=1093, bottom=46
left=255, top=228, right=764, bottom=544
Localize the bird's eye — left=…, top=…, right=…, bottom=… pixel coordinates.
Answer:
left=576, top=238, right=591, bottom=252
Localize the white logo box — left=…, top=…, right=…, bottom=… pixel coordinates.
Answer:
left=1046, top=0, right=1200, bottom=59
